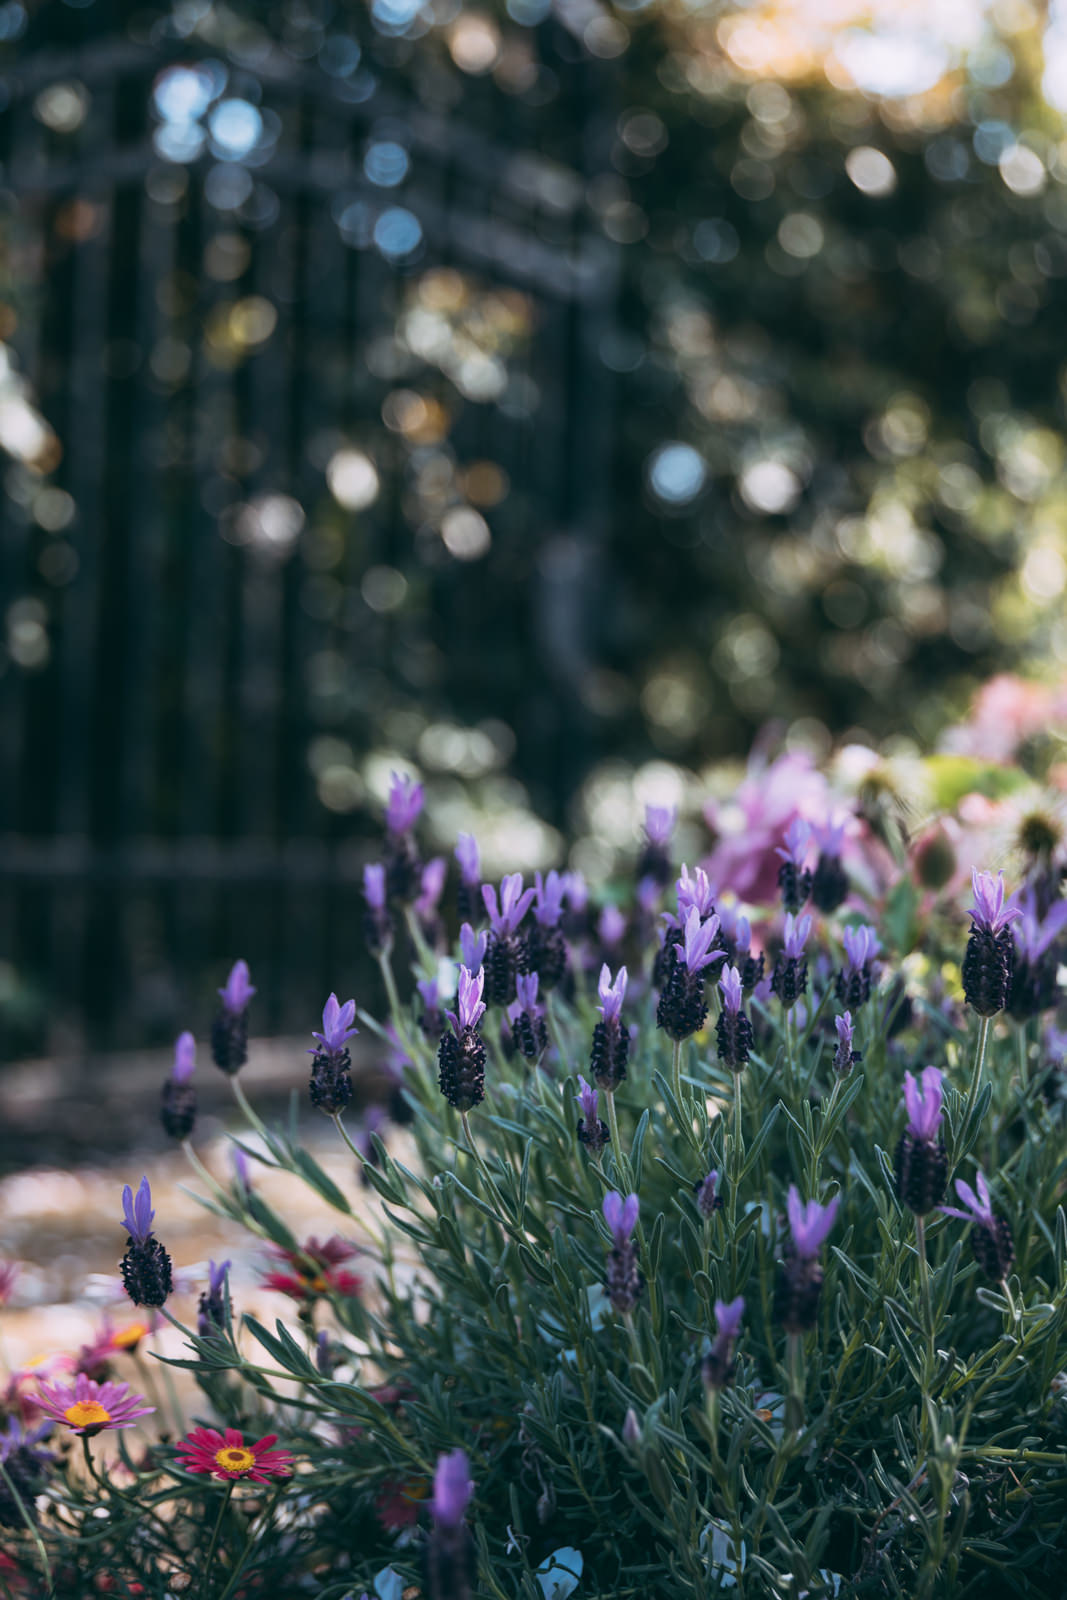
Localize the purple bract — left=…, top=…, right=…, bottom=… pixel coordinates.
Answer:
left=967, top=869, right=1021, bottom=937
left=719, top=965, right=743, bottom=1015
left=172, top=1031, right=196, bottom=1085
left=903, top=1066, right=943, bottom=1143
left=431, top=1448, right=474, bottom=1528
left=455, top=832, right=480, bottom=885
left=120, top=1178, right=156, bottom=1246
left=782, top=913, right=812, bottom=961
left=679, top=906, right=725, bottom=974
left=534, top=869, right=566, bottom=927
left=385, top=772, right=424, bottom=835
left=603, top=1190, right=640, bottom=1247
left=459, top=923, right=487, bottom=971
left=311, top=994, right=358, bottom=1055
left=786, top=1185, right=839, bottom=1258
left=482, top=873, right=535, bottom=936
left=597, top=964, right=628, bottom=1022
left=218, top=960, right=255, bottom=1016
left=941, top=1169, right=995, bottom=1226
left=446, top=966, right=486, bottom=1035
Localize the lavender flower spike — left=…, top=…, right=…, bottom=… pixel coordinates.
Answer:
left=311, top=994, right=358, bottom=1055
left=680, top=906, right=726, bottom=973
left=941, top=1168, right=1015, bottom=1279
left=482, top=873, right=535, bottom=936
left=603, top=1190, right=640, bottom=1247
left=786, top=1185, right=839, bottom=1259
left=703, top=1294, right=745, bottom=1390
left=431, top=1448, right=474, bottom=1528
left=597, top=963, right=628, bottom=1021
left=218, top=960, right=255, bottom=1016
left=968, top=869, right=1022, bottom=936
left=121, top=1178, right=155, bottom=1245
left=459, top=923, right=487, bottom=972
left=719, top=965, right=743, bottom=1015
left=903, top=1066, right=943, bottom=1142
left=386, top=771, right=424, bottom=836
left=446, top=966, right=486, bottom=1036
left=172, top=1031, right=196, bottom=1085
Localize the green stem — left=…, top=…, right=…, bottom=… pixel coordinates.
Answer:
left=671, top=1038, right=683, bottom=1112
left=216, top=1482, right=286, bottom=1600
left=231, top=1076, right=269, bottom=1141
left=1016, top=1022, right=1029, bottom=1094
left=460, top=1111, right=511, bottom=1226
left=605, top=1088, right=628, bottom=1186
left=962, top=1015, right=991, bottom=1136
left=0, top=1457, right=51, bottom=1592
left=202, top=1481, right=234, bottom=1599
left=785, top=1331, right=805, bottom=1434
left=915, top=1214, right=935, bottom=1381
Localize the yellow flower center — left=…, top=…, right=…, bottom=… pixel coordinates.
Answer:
left=214, top=1446, right=256, bottom=1474
left=309, top=1275, right=329, bottom=1293
left=111, top=1324, right=149, bottom=1350
left=64, top=1401, right=111, bottom=1429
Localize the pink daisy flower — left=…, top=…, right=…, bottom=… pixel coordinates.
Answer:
left=175, top=1426, right=294, bottom=1483
left=35, top=1372, right=155, bottom=1436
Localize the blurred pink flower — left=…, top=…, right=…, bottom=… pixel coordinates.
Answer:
left=943, top=675, right=1063, bottom=765
left=704, top=751, right=831, bottom=905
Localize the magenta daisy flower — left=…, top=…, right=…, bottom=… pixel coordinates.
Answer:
left=175, top=1426, right=295, bottom=1483
left=35, top=1372, right=155, bottom=1436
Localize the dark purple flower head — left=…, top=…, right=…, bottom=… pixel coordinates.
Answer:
left=719, top=965, right=743, bottom=1015
left=782, top=913, right=813, bottom=961
left=941, top=1169, right=995, bottom=1227
left=417, top=977, right=440, bottom=1012
left=644, top=805, right=676, bottom=847
left=459, top=923, right=487, bottom=972
left=968, top=869, right=1022, bottom=937
left=563, top=870, right=589, bottom=913
left=120, top=1178, right=156, bottom=1246
left=786, top=1185, right=839, bottom=1258
left=446, top=966, right=486, bottom=1036
left=431, top=1448, right=474, bottom=1528
left=218, top=960, right=255, bottom=1016
left=676, top=864, right=716, bottom=922
left=534, top=870, right=566, bottom=928
left=903, top=1066, right=943, bottom=1142
left=1014, top=894, right=1067, bottom=962
left=172, top=1031, right=196, bottom=1085
left=455, top=833, right=480, bottom=886
left=576, top=1074, right=599, bottom=1126
left=597, top=963, right=628, bottom=1022
left=603, top=1190, right=639, bottom=1248
left=515, top=971, right=540, bottom=1014
left=775, top=818, right=812, bottom=870
left=680, top=907, right=726, bottom=973
left=482, top=873, right=535, bottom=936
left=386, top=772, right=424, bottom=836
left=598, top=904, right=626, bottom=946
left=415, top=858, right=447, bottom=919
left=842, top=924, right=881, bottom=976
left=714, top=1295, right=744, bottom=1340
left=311, top=994, right=358, bottom=1055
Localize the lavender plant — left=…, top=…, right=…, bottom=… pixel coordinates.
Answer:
left=4, top=776, right=1067, bottom=1600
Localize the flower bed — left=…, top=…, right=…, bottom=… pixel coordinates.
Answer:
left=2, top=756, right=1067, bottom=1599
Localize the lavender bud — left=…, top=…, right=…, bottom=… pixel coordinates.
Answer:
left=693, top=1170, right=723, bottom=1219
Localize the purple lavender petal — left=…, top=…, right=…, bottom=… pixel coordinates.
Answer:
left=431, top=1448, right=473, bottom=1528
left=713, top=1295, right=744, bottom=1339
left=363, top=863, right=386, bottom=912
left=534, top=869, right=566, bottom=927
left=515, top=971, right=540, bottom=1014
left=644, top=805, right=676, bottom=846
left=459, top=923, right=487, bottom=971
left=598, top=904, right=626, bottom=946
left=172, top=1031, right=196, bottom=1085
left=455, top=833, right=480, bottom=885
left=597, top=964, right=628, bottom=1022
left=121, top=1177, right=155, bottom=1245
left=782, top=913, right=812, bottom=961
left=774, top=817, right=812, bottom=868
left=718, top=965, right=743, bottom=1015
left=311, top=994, right=358, bottom=1054
left=218, top=960, right=255, bottom=1015
left=968, top=869, right=1022, bottom=936
left=385, top=772, right=424, bottom=836
left=576, top=1075, right=599, bottom=1125
left=415, top=857, right=447, bottom=918
left=903, top=1066, right=943, bottom=1142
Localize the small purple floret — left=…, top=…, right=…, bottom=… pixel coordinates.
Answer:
left=311, top=994, right=358, bottom=1055
left=534, top=870, right=566, bottom=928
left=903, top=1066, right=943, bottom=1143
left=968, top=869, right=1022, bottom=936
left=782, top=913, right=812, bottom=961
left=121, top=1177, right=156, bottom=1245
left=446, top=966, right=486, bottom=1035
left=172, top=1031, right=196, bottom=1085
left=386, top=772, right=424, bottom=836
left=218, top=960, right=255, bottom=1016
left=576, top=1075, right=599, bottom=1126
left=680, top=906, right=726, bottom=974
left=482, top=873, right=535, bottom=936
left=603, top=1189, right=639, bottom=1247
left=714, top=1294, right=745, bottom=1340
left=597, top=964, right=628, bottom=1022
left=455, top=833, right=480, bottom=885
left=786, top=1185, right=839, bottom=1258
left=431, top=1448, right=474, bottom=1528
left=719, top=965, right=743, bottom=1015
left=941, top=1169, right=995, bottom=1226
left=459, top=923, right=487, bottom=971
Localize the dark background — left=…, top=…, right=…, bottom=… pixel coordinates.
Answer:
left=2, top=0, right=1065, bottom=1056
